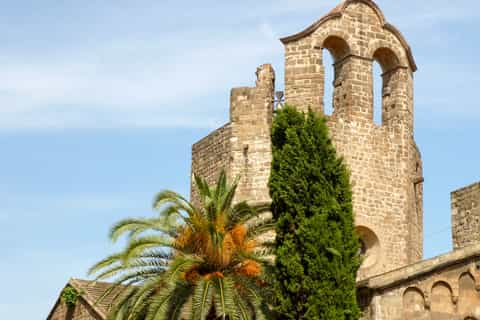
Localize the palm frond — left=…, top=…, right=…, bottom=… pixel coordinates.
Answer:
left=165, top=282, right=193, bottom=320
left=123, top=235, right=174, bottom=261
left=143, top=283, right=177, bottom=320
left=109, top=217, right=178, bottom=242
left=88, top=253, right=124, bottom=276
left=165, top=254, right=202, bottom=281
left=214, top=170, right=228, bottom=204
left=228, top=202, right=271, bottom=228
left=92, top=170, right=273, bottom=320
left=191, top=278, right=214, bottom=320
left=106, top=286, right=138, bottom=320
left=245, top=223, right=275, bottom=242
left=233, top=290, right=252, bottom=320
left=213, top=277, right=239, bottom=320
left=194, top=174, right=212, bottom=207
left=153, top=190, right=195, bottom=215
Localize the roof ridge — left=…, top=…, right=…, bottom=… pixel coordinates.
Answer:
left=69, top=278, right=108, bottom=319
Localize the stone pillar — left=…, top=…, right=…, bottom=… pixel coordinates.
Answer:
left=284, top=40, right=323, bottom=113
left=331, top=55, right=373, bottom=123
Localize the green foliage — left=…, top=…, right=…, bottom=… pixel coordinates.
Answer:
left=62, top=286, right=80, bottom=308
left=269, top=106, right=360, bottom=319
left=89, top=170, right=275, bottom=320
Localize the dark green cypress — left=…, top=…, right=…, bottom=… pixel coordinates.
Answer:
left=269, top=105, right=360, bottom=320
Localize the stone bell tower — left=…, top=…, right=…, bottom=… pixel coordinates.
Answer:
left=281, top=0, right=424, bottom=279
left=190, top=0, right=423, bottom=280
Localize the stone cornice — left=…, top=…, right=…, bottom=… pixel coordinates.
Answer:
left=358, top=244, right=480, bottom=291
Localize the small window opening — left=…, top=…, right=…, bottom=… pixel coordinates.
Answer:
left=373, top=61, right=383, bottom=125
left=321, top=36, right=350, bottom=117
left=372, top=47, right=401, bottom=126
left=323, top=49, right=335, bottom=116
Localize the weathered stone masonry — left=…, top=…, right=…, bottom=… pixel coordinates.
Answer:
left=191, top=64, right=275, bottom=206
left=452, top=182, right=480, bottom=250
left=188, top=1, right=480, bottom=319
left=47, top=1, right=480, bottom=319
left=280, top=0, right=422, bottom=279
left=191, top=0, right=423, bottom=281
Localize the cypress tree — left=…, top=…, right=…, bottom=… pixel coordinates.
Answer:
left=269, top=105, right=360, bottom=319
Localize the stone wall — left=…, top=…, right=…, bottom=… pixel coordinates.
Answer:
left=358, top=244, right=480, bottom=320
left=281, top=0, right=423, bottom=278
left=191, top=124, right=232, bottom=204
left=452, top=182, right=480, bottom=250
left=189, top=0, right=423, bottom=279
left=190, top=64, right=275, bottom=205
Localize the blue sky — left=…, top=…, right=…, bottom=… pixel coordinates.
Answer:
left=1, top=0, right=479, bottom=318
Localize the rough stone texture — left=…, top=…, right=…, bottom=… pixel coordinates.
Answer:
left=45, top=1, right=480, bottom=320
left=191, top=123, right=232, bottom=204
left=191, top=0, right=423, bottom=280
left=281, top=0, right=423, bottom=280
left=186, top=1, right=480, bottom=319
left=48, top=298, right=101, bottom=320
left=452, top=182, right=480, bottom=250
left=46, top=279, right=130, bottom=320
left=191, top=64, right=275, bottom=206
left=357, top=243, right=480, bottom=320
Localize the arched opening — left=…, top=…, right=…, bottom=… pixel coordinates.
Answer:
left=459, top=272, right=480, bottom=315
left=355, top=226, right=380, bottom=270
left=372, top=61, right=383, bottom=125
left=322, top=49, right=335, bottom=115
left=372, top=47, right=401, bottom=126
left=403, top=287, right=426, bottom=318
left=321, top=36, right=350, bottom=117
left=431, top=281, right=455, bottom=315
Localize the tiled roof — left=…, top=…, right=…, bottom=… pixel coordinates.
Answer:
left=69, top=278, right=132, bottom=319
left=46, top=278, right=135, bottom=320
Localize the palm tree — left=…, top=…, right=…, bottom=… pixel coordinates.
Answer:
left=88, top=171, right=274, bottom=320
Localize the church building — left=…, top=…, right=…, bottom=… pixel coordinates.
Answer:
left=47, top=1, right=480, bottom=319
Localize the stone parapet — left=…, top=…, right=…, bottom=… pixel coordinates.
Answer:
left=191, top=64, right=275, bottom=205
left=358, top=243, right=480, bottom=319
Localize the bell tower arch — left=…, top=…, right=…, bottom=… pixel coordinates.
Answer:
left=282, top=0, right=423, bottom=279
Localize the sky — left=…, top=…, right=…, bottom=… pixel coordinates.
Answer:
left=1, top=0, right=479, bottom=318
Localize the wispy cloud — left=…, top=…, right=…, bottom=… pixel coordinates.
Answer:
left=1, top=0, right=479, bottom=131
left=0, top=25, right=281, bottom=130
